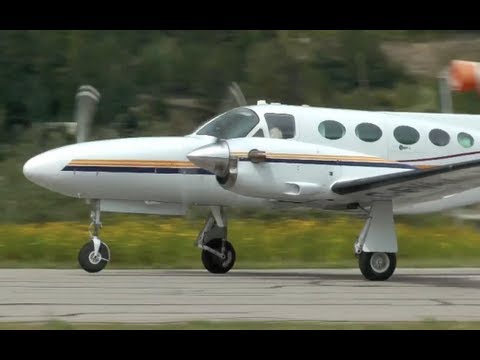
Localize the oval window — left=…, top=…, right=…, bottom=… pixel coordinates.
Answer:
left=355, top=123, right=382, bottom=143
left=394, top=126, right=420, bottom=145
left=458, top=132, right=474, bottom=148
left=318, top=120, right=346, bottom=140
left=429, top=129, right=450, bottom=147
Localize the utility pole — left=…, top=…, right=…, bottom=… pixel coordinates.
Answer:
left=438, top=67, right=453, bottom=113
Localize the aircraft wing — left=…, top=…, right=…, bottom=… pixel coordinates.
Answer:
left=331, top=158, right=480, bottom=203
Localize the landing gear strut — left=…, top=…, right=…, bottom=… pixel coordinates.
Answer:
left=354, top=201, right=397, bottom=281
left=196, top=206, right=236, bottom=274
left=78, top=200, right=110, bottom=273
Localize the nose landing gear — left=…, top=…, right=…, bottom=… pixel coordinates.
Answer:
left=78, top=200, right=110, bottom=273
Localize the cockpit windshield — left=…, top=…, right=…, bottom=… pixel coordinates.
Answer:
left=195, top=108, right=259, bottom=139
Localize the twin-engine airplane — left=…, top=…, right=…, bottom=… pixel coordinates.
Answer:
left=22, top=63, right=480, bottom=281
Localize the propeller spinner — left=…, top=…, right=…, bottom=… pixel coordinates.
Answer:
left=187, top=140, right=231, bottom=177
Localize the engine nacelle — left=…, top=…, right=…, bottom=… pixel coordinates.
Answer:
left=217, top=156, right=327, bottom=201
left=188, top=138, right=335, bottom=202
left=188, top=137, right=396, bottom=202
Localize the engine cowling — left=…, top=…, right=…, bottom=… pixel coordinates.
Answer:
left=187, top=138, right=330, bottom=201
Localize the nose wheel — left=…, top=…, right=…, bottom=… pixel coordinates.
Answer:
left=78, top=239, right=110, bottom=273
left=78, top=200, right=110, bottom=273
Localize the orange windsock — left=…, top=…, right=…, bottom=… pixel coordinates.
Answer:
left=449, top=60, right=480, bottom=92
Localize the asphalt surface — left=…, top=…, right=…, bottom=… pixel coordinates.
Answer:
left=1, top=268, right=480, bottom=323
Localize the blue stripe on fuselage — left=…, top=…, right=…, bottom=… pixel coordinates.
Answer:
left=62, top=159, right=416, bottom=174
left=62, top=165, right=213, bottom=175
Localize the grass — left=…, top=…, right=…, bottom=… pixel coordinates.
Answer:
left=2, top=319, right=480, bottom=330
left=1, top=215, right=480, bottom=268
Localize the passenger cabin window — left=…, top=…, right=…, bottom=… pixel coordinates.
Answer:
left=196, top=108, right=259, bottom=139
left=458, top=132, right=474, bottom=148
left=264, top=113, right=295, bottom=139
left=393, top=125, right=420, bottom=145
left=429, top=129, right=450, bottom=147
left=318, top=120, right=346, bottom=140
left=355, top=123, right=382, bottom=143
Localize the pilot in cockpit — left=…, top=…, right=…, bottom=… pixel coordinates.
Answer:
left=269, top=127, right=283, bottom=139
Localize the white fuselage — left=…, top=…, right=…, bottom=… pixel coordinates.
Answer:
left=23, top=104, right=480, bottom=215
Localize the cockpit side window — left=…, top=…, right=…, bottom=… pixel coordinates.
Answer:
left=196, top=108, right=260, bottom=139
left=252, top=128, right=265, bottom=137
left=264, top=113, right=296, bottom=139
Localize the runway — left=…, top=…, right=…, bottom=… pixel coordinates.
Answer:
left=2, top=268, right=480, bottom=323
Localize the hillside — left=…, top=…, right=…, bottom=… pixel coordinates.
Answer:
left=382, top=37, right=480, bottom=77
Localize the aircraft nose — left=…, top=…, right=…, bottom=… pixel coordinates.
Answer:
left=23, top=154, right=46, bottom=183
left=23, top=151, right=61, bottom=187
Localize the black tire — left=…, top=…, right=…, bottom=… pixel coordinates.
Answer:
left=201, top=238, right=236, bottom=274
left=78, top=241, right=110, bottom=273
left=359, top=252, right=396, bottom=281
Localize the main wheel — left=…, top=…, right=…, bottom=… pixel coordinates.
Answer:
left=78, top=241, right=110, bottom=273
left=359, top=252, right=396, bottom=281
left=201, top=238, right=236, bottom=274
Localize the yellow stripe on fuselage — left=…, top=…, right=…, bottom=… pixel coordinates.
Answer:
left=414, top=164, right=437, bottom=170
left=68, top=156, right=440, bottom=170
left=68, top=159, right=197, bottom=168
left=231, top=152, right=397, bottom=163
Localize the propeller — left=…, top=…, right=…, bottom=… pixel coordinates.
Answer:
left=74, top=85, right=101, bottom=143
left=43, top=85, right=101, bottom=144
left=218, top=82, right=247, bottom=114
left=205, top=81, right=248, bottom=146
left=229, top=82, right=247, bottom=107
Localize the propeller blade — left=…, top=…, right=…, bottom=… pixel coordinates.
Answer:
left=74, top=85, right=100, bottom=143
left=217, top=82, right=247, bottom=114
left=229, top=82, right=247, bottom=107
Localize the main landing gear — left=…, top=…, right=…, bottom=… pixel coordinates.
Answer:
left=354, top=201, right=398, bottom=281
left=78, top=200, right=110, bottom=273
left=196, top=206, right=236, bottom=274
